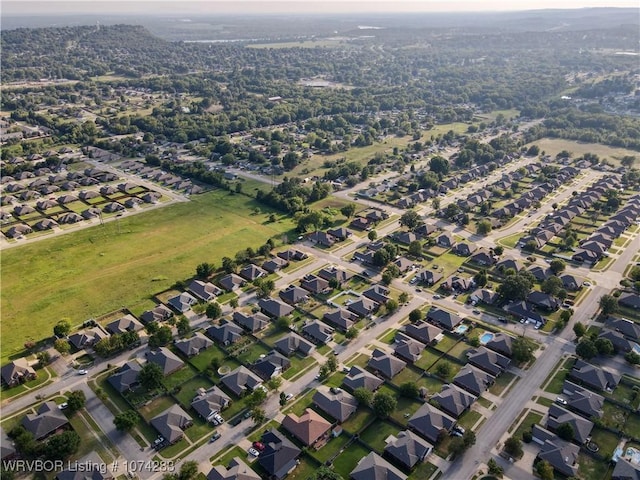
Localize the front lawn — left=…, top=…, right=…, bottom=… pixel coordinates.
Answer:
left=409, top=461, right=438, bottom=480
left=489, top=372, right=517, bottom=397
left=458, top=409, right=483, bottom=430
left=235, top=342, right=271, bottom=365
left=512, top=411, right=543, bottom=441
left=283, top=389, right=316, bottom=417
left=281, top=355, right=317, bottom=380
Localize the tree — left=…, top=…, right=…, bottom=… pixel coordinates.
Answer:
left=399, top=292, right=409, bottom=305
left=556, top=422, right=574, bottom=441
left=429, top=155, right=449, bottom=175
left=462, top=430, right=476, bottom=449
left=66, top=390, right=86, bottom=414
left=625, top=351, right=640, bottom=365
left=221, top=256, right=236, bottom=274
left=37, top=351, right=51, bottom=366
left=196, top=262, right=214, bottom=279
left=267, top=376, right=282, bottom=391
left=372, top=391, right=397, bottom=418
left=45, top=431, right=80, bottom=460
left=477, top=220, right=492, bottom=235
left=340, top=204, right=356, bottom=218
left=139, top=362, right=164, bottom=390
left=503, top=436, right=523, bottom=458
left=408, top=240, right=423, bottom=257
left=474, top=269, right=488, bottom=288
left=345, top=327, right=359, bottom=340
left=176, top=316, right=191, bottom=336
left=573, top=322, right=586, bottom=338
left=279, top=392, right=288, bottom=406
left=276, top=316, right=291, bottom=331
left=497, top=273, right=533, bottom=301
left=493, top=245, right=504, bottom=256
left=432, top=197, right=441, bottom=210
left=311, top=466, right=344, bottom=480
left=400, top=210, right=421, bottom=230
left=409, top=309, right=422, bottom=323
left=448, top=437, right=466, bottom=457
left=206, top=302, right=222, bottom=319
left=368, top=230, right=378, bottom=241
left=435, top=361, right=452, bottom=379
left=353, top=387, right=373, bottom=407
left=595, top=337, right=614, bottom=355
left=535, top=462, right=554, bottom=480
left=373, top=249, right=391, bottom=267
left=164, top=461, right=199, bottom=480
left=53, top=320, right=71, bottom=337
left=399, top=382, right=420, bottom=398
left=149, top=325, right=173, bottom=348
left=326, top=356, right=338, bottom=373
left=251, top=407, right=266, bottom=424
left=541, top=276, right=563, bottom=296
left=512, top=337, right=536, bottom=364
left=385, top=299, right=399, bottom=314
left=248, top=388, right=267, bottom=407
left=54, top=338, right=70, bottom=354
left=114, top=410, right=139, bottom=431
left=487, top=458, right=504, bottom=477
left=549, top=259, right=566, bottom=275
left=230, top=297, right=239, bottom=309
left=382, top=270, right=394, bottom=286
left=576, top=338, right=598, bottom=359
left=599, top=295, right=619, bottom=315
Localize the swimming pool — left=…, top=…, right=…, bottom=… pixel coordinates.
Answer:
left=633, top=343, right=640, bottom=355
left=480, top=332, right=495, bottom=345
left=454, top=324, right=469, bottom=334
left=626, top=447, right=640, bottom=465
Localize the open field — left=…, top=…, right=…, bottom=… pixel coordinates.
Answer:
left=1, top=190, right=295, bottom=363
left=525, top=137, right=640, bottom=166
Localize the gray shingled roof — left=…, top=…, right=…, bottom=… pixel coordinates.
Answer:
left=350, top=452, right=407, bottom=480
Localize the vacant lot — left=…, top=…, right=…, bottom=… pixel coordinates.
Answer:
left=525, top=138, right=639, bottom=166
left=1, top=190, right=294, bottom=363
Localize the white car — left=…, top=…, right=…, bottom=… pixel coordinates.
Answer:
left=285, top=393, right=294, bottom=401
left=58, top=402, right=68, bottom=410
left=583, top=281, right=592, bottom=287
left=77, top=369, right=88, bottom=375
left=248, top=448, right=260, bottom=457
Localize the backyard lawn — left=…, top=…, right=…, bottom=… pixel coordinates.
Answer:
left=331, top=442, right=372, bottom=479
left=512, top=411, right=543, bottom=441
left=624, top=412, right=640, bottom=439
left=577, top=452, right=612, bottom=480
left=189, top=345, right=228, bottom=372
left=359, top=420, right=401, bottom=452
left=138, top=395, right=176, bottom=422
left=590, top=427, right=620, bottom=458
left=163, top=365, right=198, bottom=391
left=415, top=348, right=443, bottom=370
left=311, top=433, right=351, bottom=464
left=173, top=376, right=215, bottom=409
left=409, top=461, right=439, bottom=480
left=342, top=408, right=375, bottom=434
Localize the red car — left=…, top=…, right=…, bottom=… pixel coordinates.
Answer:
left=252, top=441, right=265, bottom=452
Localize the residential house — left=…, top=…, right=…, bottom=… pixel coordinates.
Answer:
left=368, top=348, right=406, bottom=379
left=506, top=301, right=545, bottom=325
left=22, top=401, right=69, bottom=440
left=150, top=405, right=193, bottom=444
left=146, top=347, right=185, bottom=376
left=347, top=297, right=379, bottom=318
left=68, top=326, right=109, bottom=350
left=312, top=386, right=358, bottom=423
left=403, top=321, right=443, bottom=345
left=302, top=321, right=334, bottom=344
left=562, top=381, right=604, bottom=419
left=619, top=292, right=640, bottom=310
left=396, top=231, right=417, bottom=245
left=274, top=333, right=315, bottom=357
left=221, top=366, right=263, bottom=397
left=207, top=458, right=261, bottom=480
left=327, top=227, right=351, bottom=241
left=1, top=358, right=36, bottom=388
left=350, top=217, right=370, bottom=231
left=232, top=311, right=269, bottom=333
left=415, top=223, right=438, bottom=238
left=279, top=285, right=309, bottom=305
left=394, top=334, right=426, bottom=364
left=453, top=365, right=495, bottom=396
left=467, top=347, right=510, bottom=377
left=606, top=316, right=640, bottom=340
left=323, top=309, right=357, bottom=332
left=342, top=366, right=383, bottom=392
left=441, top=275, right=473, bottom=292
left=107, top=360, right=142, bottom=393
left=572, top=248, right=601, bottom=264
left=167, top=292, right=198, bottom=313
left=56, top=452, right=113, bottom=480
left=191, top=386, right=231, bottom=421
left=470, top=250, right=497, bottom=267
left=362, top=285, right=390, bottom=304
left=239, top=264, right=267, bottom=282
left=188, top=280, right=222, bottom=302
left=426, top=307, right=463, bottom=331
left=282, top=409, right=332, bottom=448
left=258, top=298, right=294, bottom=318
left=453, top=243, right=477, bottom=257
left=528, top=266, right=549, bottom=282
left=611, top=458, right=640, bottom=480
left=485, top=333, right=514, bottom=358
left=258, top=429, right=301, bottom=480
left=496, top=258, right=523, bottom=273
left=432, top=384, right=476, bottom=418
left=416, top=269, right=443, bottom=286
left=436, top=233, right=454, bottom=248
left=218, top=274, right=246, bottom=292
left=105, top=314, right=144, bottom=335
left=570, top=360, right=621, bottom=392
left=394, top=257, right=414, bottom=273
left=262, top=257, right=289, bottom=274
left=535, top=434, right=579, bottom=477
left=547, top=404, right=593, bottom=444
left=206, top=322, right=243, bottom=346
left=384, top=431, right=433, bottom=470
left=277, top=249, right=307, bottom=262
left=408, top=403, right=456, bottom=444
left=559, top=274, right=581, bottom=291
left=527, top=291, right=560, bottom=311
left=469, top=289, right=498, bottom=305
left=252, top=351, right=290, bottom=380
left=175, top=332, right=214, bottom=357
left=318, top=266, right=353, bottom=285
left=140, top=304, right=174, bottom=324
left=300, top=274, right=330, bottom=294
left=350, top=452, right=407, bottom=480
left=598, top=329, right=635, bottom=353
left=308, top=231, right=336, bottom=247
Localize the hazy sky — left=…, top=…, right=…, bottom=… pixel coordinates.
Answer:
left=4, top=0, right=640, bottom=16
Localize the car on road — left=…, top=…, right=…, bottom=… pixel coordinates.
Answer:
left=583, top=281, right=592, bottom=287
left=498, top=317, right=507, bottom=323
left=77, top=369, right=88, bottom=375
left=415, top=288, right=422, bottom=292
left=58, top=402, right=68, bottom=410
left=252, top=441, right=265, bottom=452
left=284, top=393, right=294, bottom=401
left=472, top=309, right=481, bottom=314
left=210, top=432, right=221, bottom=442
left=248, top=448, right=260, bottom=457
left=433, top=294, right=441, bottom=299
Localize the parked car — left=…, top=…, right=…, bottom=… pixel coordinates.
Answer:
left=77, top=369, right=88, bottom=375
left=556, top=397, right=568, bottom=405
left=58, top=402, right=68, bottom=410
left=433, top=294, right=441, bottom=299
left=248, top=448, right=260, bottom=457
left=285, top=393, right=294, bottom=401
left=210, top=432, right=221, bottom=442
left=252, top=441, right=265, bottom=452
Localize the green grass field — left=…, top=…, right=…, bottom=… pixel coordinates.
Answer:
left=525, top=138, right=640, bottom=166
left=1, top=190, right=295, bottom=363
